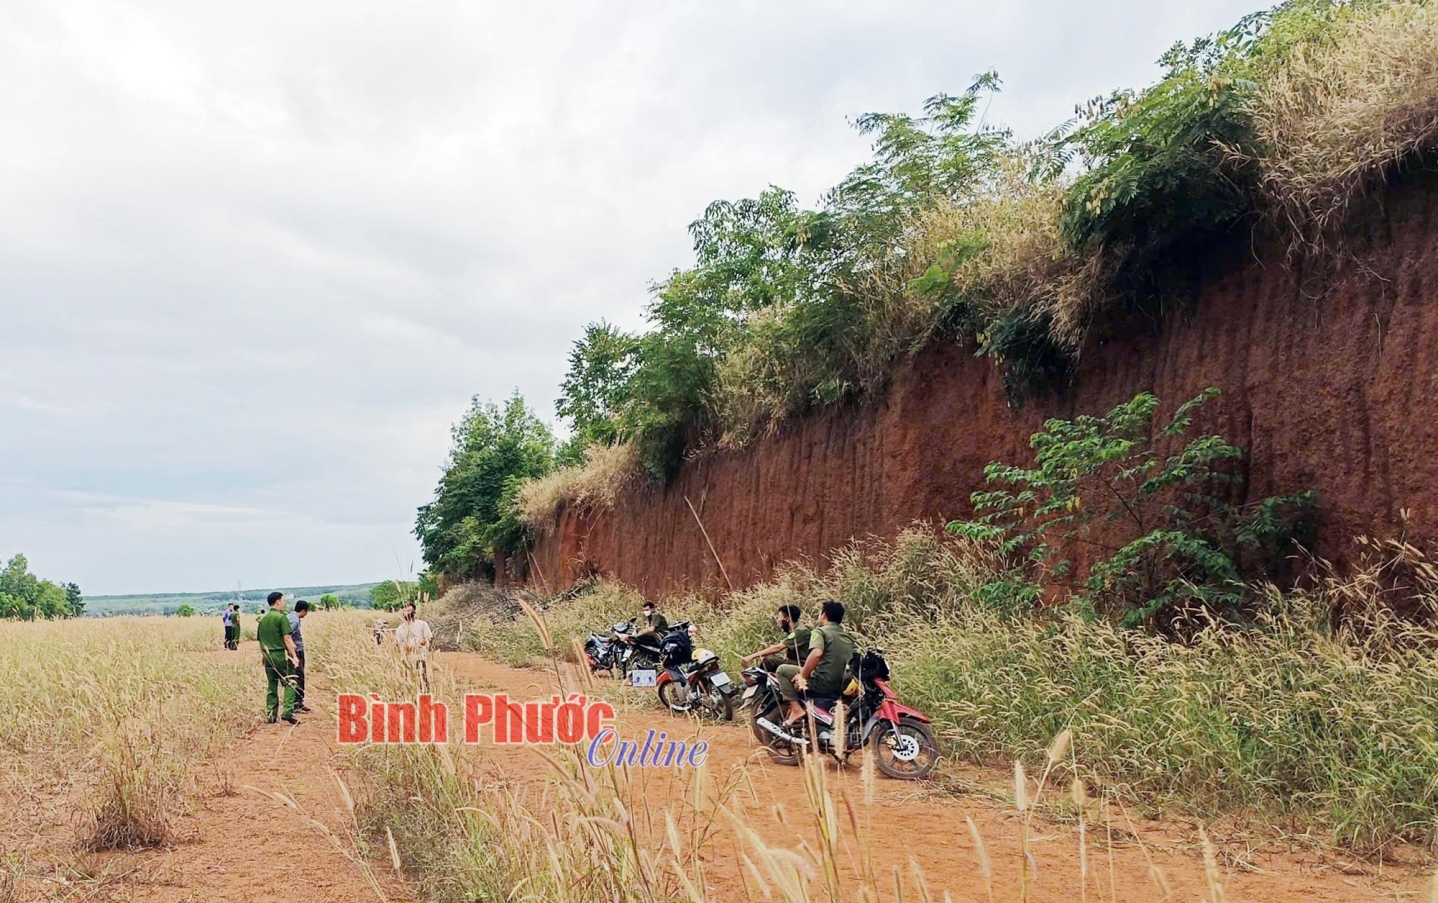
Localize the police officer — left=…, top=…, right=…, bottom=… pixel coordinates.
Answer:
left=257, top=591, right=301, bottom=725
left=740, top=604, right=811, bottom=672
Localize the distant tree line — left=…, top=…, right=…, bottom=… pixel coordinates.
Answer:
left=0, top=554, right=83, bottom=619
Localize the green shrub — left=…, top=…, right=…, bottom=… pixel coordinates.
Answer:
left=949, top=388, right=1315, bottom=629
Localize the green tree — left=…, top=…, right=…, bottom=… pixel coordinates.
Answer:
left=175, top=603, right=197, bottom=617
left=370, top=581, right=418, bottom=611
left=415, top=393, right=556, bottom=579
left=64, top=582, right=84, bottom=617
left=554, top=76, right=1016, bottom=476
left=556, top=322, right=642, bottom=462
left=0, top=554, right=82, bottom=620
left=948, top=389, right=1315, bottom=632
left=318, top=593, right=341, bottom=611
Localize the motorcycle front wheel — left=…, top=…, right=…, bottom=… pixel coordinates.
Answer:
left=870, top=716, right=938, bottom=780
left=658, top=679, right=693, bottom=713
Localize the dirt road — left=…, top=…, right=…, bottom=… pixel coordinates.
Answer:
left=2, top=644, right=410, bottom=903
left=7, top=645, right=1426, bottom=902
left=432, top=650, right=1429, bottom=903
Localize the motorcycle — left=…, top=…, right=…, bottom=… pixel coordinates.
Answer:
left=620, top=619, right=664, bottom=676
left=656, top=635, right=738, bottom=721
left=741, top=649, right=938, bottom=780
left=583, top=619, right=635, bottom=675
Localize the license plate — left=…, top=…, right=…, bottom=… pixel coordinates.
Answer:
left=710, top=672, right=732, bottom=688
left=741, top=685, right=756, bottom=700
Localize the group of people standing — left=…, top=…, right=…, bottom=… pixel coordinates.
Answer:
left=221, top=593, right=310, bottom=724
left=225, top=595, right=433, bottom=724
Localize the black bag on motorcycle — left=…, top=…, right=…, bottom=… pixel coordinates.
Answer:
left=660, top=628, right=693, bottom=667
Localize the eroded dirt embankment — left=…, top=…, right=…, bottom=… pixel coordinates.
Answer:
left=528, top=174, right=1438, bottom=597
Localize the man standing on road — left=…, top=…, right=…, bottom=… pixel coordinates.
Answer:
left=740, top=604, right=810, bottom=672
left=222, top=605, right=234, bottom=650
left=287, top=599, right=312, bottom=714
left=257, top=591, right=301, bottom=725
left=393, top=602, right=433, bottom=691
left=775, top=599, right=854, bottom=726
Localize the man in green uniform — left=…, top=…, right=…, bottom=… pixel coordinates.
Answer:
left=740, top=604, right=811, bottom=672
left=776, top=599, right=855, bottom=726
left=257, top=591, right=301, bottom=725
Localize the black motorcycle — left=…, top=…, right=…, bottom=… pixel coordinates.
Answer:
left=741, top=649, right=938, bottom=780
left=582, top=619, right=635, bottom=675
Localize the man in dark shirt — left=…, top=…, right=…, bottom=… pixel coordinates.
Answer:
left=287, top=599, right=311, bottom=713
left=624, top=600, right=667, bottom=653
left=740, top=604, right=811, bottom=672
left=775, top=599, right=855, bottom=725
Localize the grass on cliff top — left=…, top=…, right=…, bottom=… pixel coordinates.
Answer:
left=440, top=526, right=1438, bottom=853
left=513, top=442, right=642, bottom=531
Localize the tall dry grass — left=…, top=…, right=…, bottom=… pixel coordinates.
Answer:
left=441, top=525, right=1438, bottom=851
left=514, top=442, right=642, bottom=530
left=1245, top=0, right=1438, bottom=250
left=0, top=617, right=253, bottom=850
left=322, top=591, right=1204, bottom=903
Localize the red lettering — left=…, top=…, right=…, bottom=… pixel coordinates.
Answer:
left=464, top=694, right=492, bottom=743
left=337, top=694, right=367, bottom=743
left=586, top=701, right=615, bottom=740
left=418, top=694, right=448, bottom=743
left=387, top=702, right=417, bottom=744
left=495, top=695, right=525, bottom=744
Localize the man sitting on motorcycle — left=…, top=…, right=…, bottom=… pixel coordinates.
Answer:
left=623, top=599, right=668, bottom=650
left=775, top=599, right=855, bottom=726
left=740, top=604, right=811, bottom=673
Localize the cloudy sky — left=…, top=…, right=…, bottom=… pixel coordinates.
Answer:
left=0, top=0, right=1262, bottom=595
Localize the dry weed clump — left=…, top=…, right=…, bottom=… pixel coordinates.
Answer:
left=1246, top=0, right=1438, bottom=250
left=337, top=591, right=1212, bottom=903
left=915, top=159, right=1102, bottom=349
left=0, top=618, right=253, bottom=851
left=514, top=442, right=642, bottom=530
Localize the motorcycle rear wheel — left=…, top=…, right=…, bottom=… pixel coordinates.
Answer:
left=707, top=688, right=735, bottom=722
left=870, top=716, right=938, bottom=780
left=751, top=703, right=801, bottom=766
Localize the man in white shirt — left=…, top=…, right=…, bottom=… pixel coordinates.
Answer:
left=393, top=602, right=433, bottom=690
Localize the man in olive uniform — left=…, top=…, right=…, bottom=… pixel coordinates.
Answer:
left=257, top=591, right=301, bottom=725
left=740, top=604, right=811, bottom=672
left=776, top=599, right=855, bottom=726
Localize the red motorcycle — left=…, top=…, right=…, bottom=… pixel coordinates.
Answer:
left=741, top=649, right=938, bottom=780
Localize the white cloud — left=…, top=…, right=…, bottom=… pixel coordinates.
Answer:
left=0, top=0, right=1263, bottom=594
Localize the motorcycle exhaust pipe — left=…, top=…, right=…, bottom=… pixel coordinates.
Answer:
left=755, top=717, right=809, bottom=747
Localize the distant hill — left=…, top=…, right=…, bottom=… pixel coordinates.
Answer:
left=85, top=582, right=381, bottom=617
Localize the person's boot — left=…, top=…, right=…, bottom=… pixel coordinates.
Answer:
left=282, top=714, right=300, bottom=725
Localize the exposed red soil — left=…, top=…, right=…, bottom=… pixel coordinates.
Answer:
left=525, top=174, right=1438, bottom=596
left=0, top=641, right=410, bottom=903
left=5, top=645, right=1427, bottom=901
left=431, top=650, right=1431, bottom=903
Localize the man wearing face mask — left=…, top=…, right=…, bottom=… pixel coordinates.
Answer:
left=393, top=601, right=433, bottom=691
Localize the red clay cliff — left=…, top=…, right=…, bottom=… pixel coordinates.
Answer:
left=524, top=174, right=1438, bottom=596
